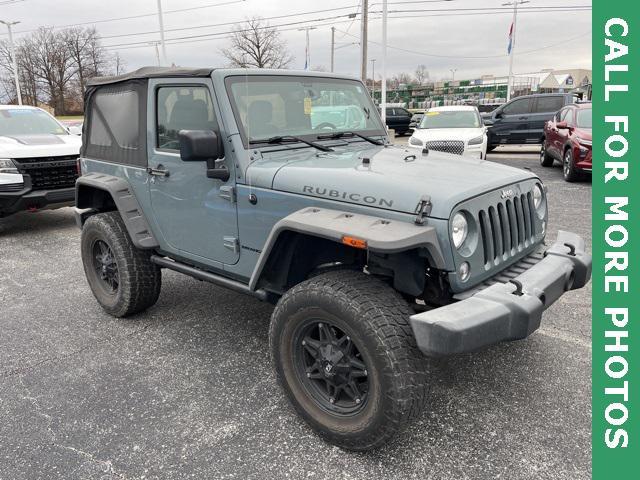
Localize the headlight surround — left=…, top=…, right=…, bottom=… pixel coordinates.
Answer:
left=467, top=134, right=484, bottom=146
left=409, top=136, right=423, bottom=146
left=575, top=136, right=592, bottom=146
left=451, top=212, right=468, bottom=249
left=0, top=158, right=18, bottom=174
left=533, top=183, right=544, bottom=210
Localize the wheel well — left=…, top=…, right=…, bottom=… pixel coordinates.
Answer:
left=256, top=231, right=432, bottom=299
left=76, top=185, right=117, bottom=212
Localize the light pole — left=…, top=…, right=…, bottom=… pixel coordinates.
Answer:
left=381, top=0, right=387, bottom=124
left=0, top=20, right=22, bottom=105
left=298, top=26, right=316, bottom=70
left=450, top=68, right=457, bottom=81
left=360, top=0, right=368, bottom=82
left=156, top=0, right=168, bottom=65
left=370, top=59, right=376, bottom=99
left=330, top=27, right=335, bottom=72
left=150, top=42, right=161, bottom=66
left=503, top=0, right=530, bottom=100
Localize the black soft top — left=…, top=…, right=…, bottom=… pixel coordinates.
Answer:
left=87, top=67, right=214, bottom=87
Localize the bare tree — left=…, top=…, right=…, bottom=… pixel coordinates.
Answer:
left=221, top=17, right=293, bottom=69
left=391, top=72, right=413, bottom=88
left=414, top=64, right=429, bottom=85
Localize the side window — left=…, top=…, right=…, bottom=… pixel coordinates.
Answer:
left=555, top=108, right=566, bottom=122
left=386, top=108, right=394, bottom=116
left=502, top=98, right=530, bottom=115
left=156, top=85, right=217, bottom=151
left=533, top=96, right=565, bottom=113
left=562, top=108, right=574, bottom=125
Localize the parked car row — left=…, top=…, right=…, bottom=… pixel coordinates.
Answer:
left=402, top=92, right=591, bottom=183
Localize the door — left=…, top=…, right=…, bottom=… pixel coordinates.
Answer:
left=529, top=95, right=566, bottom=143
left=490, top=97, right=531, bottom=145
left=148, top=79, right=239, bottom=265
left=549, top=107, right=571, bottom=158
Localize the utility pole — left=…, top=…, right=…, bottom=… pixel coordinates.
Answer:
left=298, top=26, right=316, bottom=70
left=450, top=68, right=457, bottom=81
left=330, top=27, right=335, bottom=72
left=156, top=0, right=168, bottom=65
left=503, top=0, right=530, bottom=100
left=381, top=0, right=387, bottom=124
left=360, top=0, right=368, bottom=82
left=150, top=42, right=161, bottom=66
left=370, top=58, right=376, bottom=99
left=0, top=20, right=22, bottom=105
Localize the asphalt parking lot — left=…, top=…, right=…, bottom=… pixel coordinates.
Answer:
left=0, top=146, right=592, bottom=480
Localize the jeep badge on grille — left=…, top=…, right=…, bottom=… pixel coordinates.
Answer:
left=500, top=188, right=515, bottom=199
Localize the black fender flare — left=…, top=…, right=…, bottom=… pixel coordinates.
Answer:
left=248, top=207, right=446, bottom=291
left=75, top=172, right=159, bottom=249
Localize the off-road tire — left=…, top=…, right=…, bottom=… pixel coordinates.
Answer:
left=81, top=211, right=161, bottom=317
left=540, top=139, right=554, bottom=167
left=563, top=148, right=580, bottom=182
left=269, top=270, right=428, bottom=450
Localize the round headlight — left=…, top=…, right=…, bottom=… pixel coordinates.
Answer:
left=452, top=212, right=468, bottom=249
left=533, top=184, right=544, bottom=210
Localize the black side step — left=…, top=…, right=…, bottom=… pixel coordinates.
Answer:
left=150, top=255, right=268, bottom=301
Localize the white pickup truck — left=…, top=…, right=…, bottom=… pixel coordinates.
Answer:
left=0, top=105, right=81, bottom=218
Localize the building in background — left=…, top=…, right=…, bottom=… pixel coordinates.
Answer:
left=372, top=68, right=592, bottom=109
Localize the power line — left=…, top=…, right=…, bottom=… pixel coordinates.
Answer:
left=1, top=0, right=248, bottom=36
left=334, top=27, right=590, bottom=59
left=100, top=5, right=360, bottom=40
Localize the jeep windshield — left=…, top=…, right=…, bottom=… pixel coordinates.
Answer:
left=419, top=110, right=481, bottom=129
left=225, top=75, right=385, bottom=146
left=0, top=108, right=68, bottom=136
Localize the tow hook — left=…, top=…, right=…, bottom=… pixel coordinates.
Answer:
left=414, top=195, right=432, bottom=225
left=563, top=242, right=576, bottom=256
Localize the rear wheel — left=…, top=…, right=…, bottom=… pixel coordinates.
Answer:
left=540, top=139, right=554, bottom=167
left=81, top=212, right=161, bottom=317
left=563, top=148, right=580, bottom=182
left=270, top=270, right=428, bottom=450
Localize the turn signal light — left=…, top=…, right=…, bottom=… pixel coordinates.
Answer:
left=342, top=236, right=367, bottom=249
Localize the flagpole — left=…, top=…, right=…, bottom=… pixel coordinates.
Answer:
left=504, top=0, right=530, bottom=101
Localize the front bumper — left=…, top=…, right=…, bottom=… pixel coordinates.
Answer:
left=0, top=184, right=75, bottom=217
left=410, top=230, right=591, bottom=356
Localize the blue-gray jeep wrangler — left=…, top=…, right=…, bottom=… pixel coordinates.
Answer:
left=75, top=67, right=591, bottom=450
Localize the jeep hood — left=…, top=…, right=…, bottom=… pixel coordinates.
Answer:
left=0, top=134, right=81, bottom=159
left=247, top=144, right=536, bottom=219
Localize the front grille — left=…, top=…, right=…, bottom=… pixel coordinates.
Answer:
left=14, top=155, right=78, bottom=191
left=0, top=183, right=24, bottom=192
left=477, top=192, right=537, bottom=267
left=425, top=140, right=464, bottom=155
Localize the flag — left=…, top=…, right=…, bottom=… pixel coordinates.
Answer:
left=507, top=21, right=514, bottom=54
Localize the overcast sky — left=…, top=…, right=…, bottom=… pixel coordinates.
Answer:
left=0, top=0, right=592, bottom=80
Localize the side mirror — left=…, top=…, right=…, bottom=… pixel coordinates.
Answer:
left=494, top=111, right=503, bottom=119
left=68, top=125, right=82, bottom=136
left=178, top=130, right=229, bottom=181
left=556, top=121, right=570, bottom=129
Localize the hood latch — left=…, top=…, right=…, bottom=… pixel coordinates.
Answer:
left=414, top=195, right=432, bottom=225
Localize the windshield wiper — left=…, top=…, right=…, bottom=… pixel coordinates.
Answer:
left=249, top=135, right=333, bottom=152
left=316, top=131, right=384, bottom=145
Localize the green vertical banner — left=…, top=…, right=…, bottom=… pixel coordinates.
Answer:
left=593, top=1, right=639, bottom=478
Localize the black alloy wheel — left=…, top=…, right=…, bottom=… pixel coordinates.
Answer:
left=293, top=320, right=369, bottom=415
left=92, top=239, right=119, bottom=294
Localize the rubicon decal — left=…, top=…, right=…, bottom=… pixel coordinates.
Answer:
left=302, top=185, right=394, bottom=208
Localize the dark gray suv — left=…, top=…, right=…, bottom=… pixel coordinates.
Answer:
left=483, top=93, right=576, bottom=150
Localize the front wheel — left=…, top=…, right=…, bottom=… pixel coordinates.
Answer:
left=563, top=148, right=580, bottom=182
left=269, top=270, right=428, bottom=450
left=81, top=212, right=161, bottom=317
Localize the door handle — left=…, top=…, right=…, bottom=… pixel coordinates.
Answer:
left=147, top=166, right=170, bottom=177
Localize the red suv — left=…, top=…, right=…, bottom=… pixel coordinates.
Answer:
left=540, top=103, right=592, bottom=182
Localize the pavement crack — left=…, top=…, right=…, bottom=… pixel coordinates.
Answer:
left=0, top=323, right=153, bottom=380
left=18, top=376, right=127, bottom=479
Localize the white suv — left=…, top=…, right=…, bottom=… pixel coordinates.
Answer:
left=408, top=105, right=487, bottom=159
